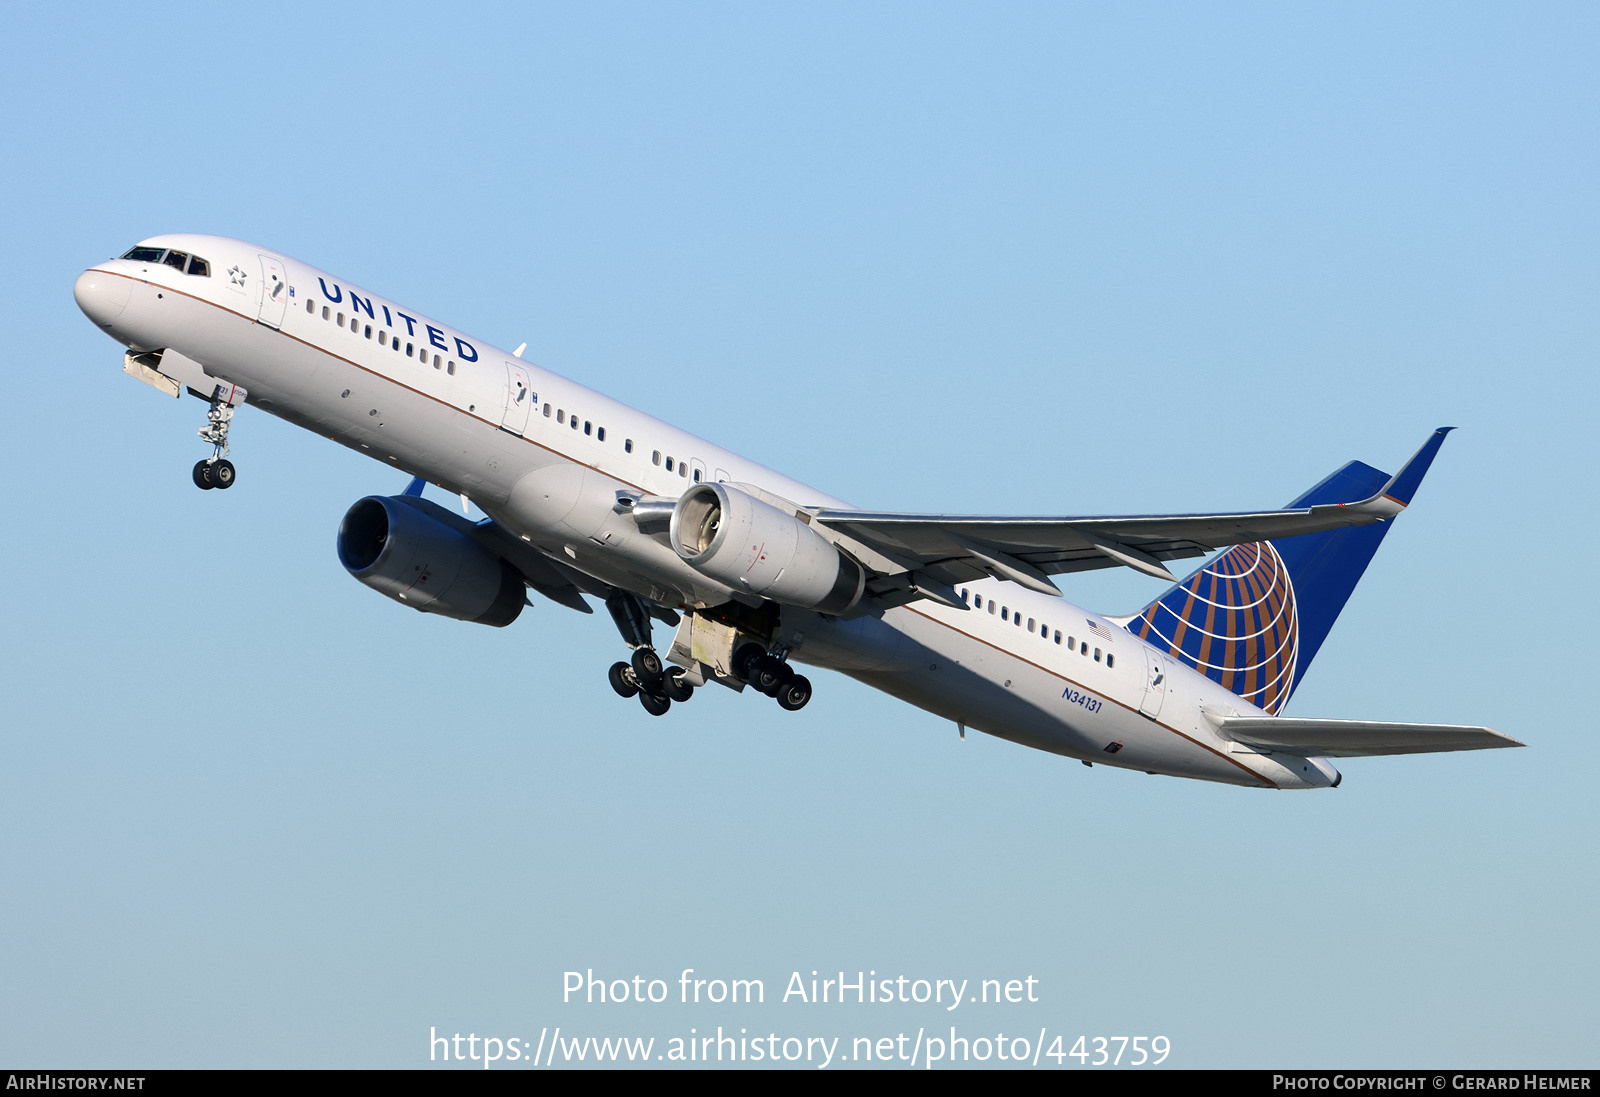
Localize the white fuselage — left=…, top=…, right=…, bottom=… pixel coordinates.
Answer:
left=75, top=234, right=1340, bottom=789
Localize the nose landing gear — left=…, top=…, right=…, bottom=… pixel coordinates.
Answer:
left=192, top=383, right=246, bottom=491
left=192, top=457, right=236, bottom=490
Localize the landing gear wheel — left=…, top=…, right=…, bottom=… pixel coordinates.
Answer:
left=192, top=461, right=215, bottom=490
left=210, top=459, right=236, bottom=489
left=639, top=691, right=671, bottom=716
left=608, top=661, right=640, bottom=698
left=732, top=642, right=766, bottom=683
left=777, top=674, right=813, bottom=711
left=753, top=655, right=791, bottom=697
left=662, top=666, right=695, bottom=703
left=631, top=648, right=664, bottom=687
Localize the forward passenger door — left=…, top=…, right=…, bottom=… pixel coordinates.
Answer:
left=256, top=254, right=289, bottom=329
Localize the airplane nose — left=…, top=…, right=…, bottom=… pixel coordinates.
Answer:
left=74, top=268, right=131, bottom=328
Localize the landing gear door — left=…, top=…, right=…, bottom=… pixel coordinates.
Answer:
left=1139, top=648, right=1167, bottom=719
left=501, top=361, right=534, bottom=435
left=257, top=254, right=289, bottom=329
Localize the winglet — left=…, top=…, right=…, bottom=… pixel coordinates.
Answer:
left=401, top=476, right=426, bottom=498
left=1378, top=427, right=1454, bottom=507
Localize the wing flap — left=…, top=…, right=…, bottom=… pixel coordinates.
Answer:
left=1215, top=716, right=1524, bottom=758
left=473, top=522, right=596, bottom=614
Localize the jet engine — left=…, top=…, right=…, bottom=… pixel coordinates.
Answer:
left=337, top=495, right=525, bottom=627
left=669, top=483, right=865, bottom=614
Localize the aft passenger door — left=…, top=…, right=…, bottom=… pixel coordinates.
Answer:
left=256, top=254, right=288, bottom=329
left=1139, top=648, right=1168, bottom=719
left=501, top=361, right=534, bottom=435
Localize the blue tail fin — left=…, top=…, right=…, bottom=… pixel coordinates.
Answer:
left=1124, top=429, right=1452, bottom=714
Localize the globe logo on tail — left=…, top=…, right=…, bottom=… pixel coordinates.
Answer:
left=1127, top=541, right=1299, bottom=715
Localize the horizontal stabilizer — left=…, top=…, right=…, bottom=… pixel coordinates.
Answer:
left=1213, top=715, right=1524, bottom=758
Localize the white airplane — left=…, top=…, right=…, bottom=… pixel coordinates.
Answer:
left=73, top=234, right=1521, bottom=789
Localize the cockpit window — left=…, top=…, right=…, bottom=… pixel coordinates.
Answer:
left=119, top=245, right=211, bottom=275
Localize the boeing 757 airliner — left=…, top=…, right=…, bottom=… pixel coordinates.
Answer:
left=73, top=234, right=1521, bottom=789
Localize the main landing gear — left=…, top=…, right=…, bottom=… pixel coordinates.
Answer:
left=607, top=647, right=695, bottom=716
left=604, top=590, right=691, bottom=717
left=732, top=642, right=812, bottom=712
left=192, top=385, right=240, bottom=491
left=603, top=592, right=813, bottom=717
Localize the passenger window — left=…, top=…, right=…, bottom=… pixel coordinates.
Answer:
left=665, top=457, right=674, bottom=471
left=1001, top=608, right=1009, bottom=622
left=598, top=427, right=607, bottom=442
left=379, top=331, right=387, bottom=345
left=544, top=404, right=553, bottom=417
left=973, top=595, right=982, bottom=609
left=1053, top=631, right=1061, bottom=644
left=571, top=416, right=579, bottom=430
left=1081, top=642, right=1089, bottom=656
left=1067, top=636, right=1075, bottom=649
left=406, top=344, right=414, bottom=357
left=557, top=410, right=565, bottom=424
left=365, top=325, right=373, bottom=339
left=1028, top=618, right=1035, bottom=631
left=988, top=602, right=996, bottom=615
left=187, top=256, right=210, bottom=277
left=1094, top=649, right=1101, bottom=662
left=1106, top=654, right=1114, bottom=668
left=337, top=313, right=345, bottom=326
left=624, top=439, right=633, bottom=453
left=692, top=469, right=701, bottom=482
left=447, top=362, right=455, bottom=375
left=679, top=462, right=688, bottom=477
left=653, top=451, right=662, bottom=466
left=322, top=306, right=329, bottom=320
left=1040, top=624, right=1047, bottom=638
left=162, top=250, right=188, bottom=271
left=584, top=421, right=592, bottom=435
left=306, top=300, right=315, bottom=314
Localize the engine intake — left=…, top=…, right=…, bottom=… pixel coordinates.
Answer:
left=670, top=483, right=865, bottom=614
left=337, top=495, right=525, bottom=627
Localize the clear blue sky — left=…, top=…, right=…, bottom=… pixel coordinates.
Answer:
left=2, top=1, right=1595, bottom=1068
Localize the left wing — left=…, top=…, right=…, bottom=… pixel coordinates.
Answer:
left=808, top=428, right=1451, bottom=601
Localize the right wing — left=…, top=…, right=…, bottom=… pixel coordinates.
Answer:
left=808, top=429, right=1452, bottom=604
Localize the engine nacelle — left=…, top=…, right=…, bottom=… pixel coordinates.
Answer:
left=670, top=483, right=865, bottom=614
left=337, top=495, right=525, bottom=627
